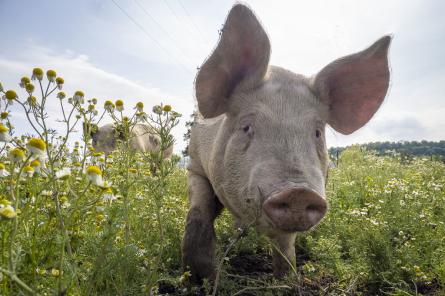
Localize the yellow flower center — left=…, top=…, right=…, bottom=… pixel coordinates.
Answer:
left=32, top=68, right=44, bottom=76
left=56, top=77, right=64, bottom=85
left=28, top=138, right=47, bottom=151
left=25, top=83, right=35, bottom=93
left=0, top=124, right=8, bottom=133
left=0, top=198, right=11, bottom=206
left=86, top=165, right=102, bottom=176
left=74, top=91, right=84, bottom=97
left=1, top=112, right=9, bottom=119
left=115, top=100, right=124, bottom=107
left=46, top=70, right=57, bottom=78
left=163, top=104, right=172, bottom=112
left=30, top=160, right=41, bottom=167
left=5, top=90, right=17, bottom=101
left=0, top=206, right=17, bottom=219
left=21, top=77, right=30, bottom=85
left=136, top=102, right=144, bottom=109
left=10, top=148, right=25, bottom=158
left=0, top=163, right=5, bottom=170
left=24, top=166, right=34, bottom=173
left=128, top=168, right=137, bottom=174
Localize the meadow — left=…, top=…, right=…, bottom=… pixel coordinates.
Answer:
left=0, top=69, right=444, bottom=295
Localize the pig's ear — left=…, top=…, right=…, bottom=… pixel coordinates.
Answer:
left=313, top=36, right=392, bottom=135
left=195, top=4, right=270, bottom=118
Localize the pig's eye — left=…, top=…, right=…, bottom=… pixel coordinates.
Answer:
left=315, top=129, right=322, bottom=138
left=242, top=124, right=253, bottom=136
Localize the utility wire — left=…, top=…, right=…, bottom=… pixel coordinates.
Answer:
left=176, top=0, right=209, bottom=43
left=133, top=0, right=194, bottom=66
left=111, top=0, right=193, bottom=74
left=162, top=0, right=207, bottom=46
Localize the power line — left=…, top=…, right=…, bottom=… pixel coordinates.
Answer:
left=176, top=0, right=208, bottom=43
left=162, top=0, right=206, bottom=46
left=111, top=0, right=193, bottom=74
left=133, top=0, right=194, bottom=66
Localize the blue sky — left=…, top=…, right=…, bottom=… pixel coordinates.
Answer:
left=1, top=0, right=444, bottom=153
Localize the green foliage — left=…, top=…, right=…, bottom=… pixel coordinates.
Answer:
left=0, top=71, right=444, bottom=295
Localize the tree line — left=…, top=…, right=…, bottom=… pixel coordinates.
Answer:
left=329, top=140, right=445, bottom=162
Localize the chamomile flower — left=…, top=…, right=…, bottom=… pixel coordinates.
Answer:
left=128, top=168, right=138, bottom=177
left=23, top=165, right=35, bottom=177
left=30, top=159, right=41, bottom=174
left=27, top=96, right=37, bottom=107
left=31, top=68, right=44, bottom=81
left=27, top=138, right=46, bottom=156
left=0, top=205, right=17, bottom=219
left=0, top=123, right=12, bottom=142
left=135, top=102, right=144, bottom=112
left=57, top=91, right=66, bottom=100
left=163, top=104, right=172, bottom=112
left=115, top=100, right=124, bottom=112
left=104, top=100, right=115, bottom=112
left=9, top=148, right=25, bottom=162
left=102, top=187, right=117, bottom=201
left=86, top=165, right=103, bottom=185
left=46, top=70, right=57, bottom=82
left=25, top=83, right=35, bottom=94
left=0, top=163, right=10, bottom=177
left=73, top=91, right=85, bottom=105
left=56, top=77, right=64, bottom=89
left=19, top=77, right=31, bottom=88
left=3, top=90, right=17, bottom=105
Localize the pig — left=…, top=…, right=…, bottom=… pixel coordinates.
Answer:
left=90, top=123, right=173, bottom=157
left=182, top=4, right=391, bottom=283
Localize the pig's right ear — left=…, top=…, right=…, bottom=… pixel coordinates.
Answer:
left=195, top=4, right=270, bottom=118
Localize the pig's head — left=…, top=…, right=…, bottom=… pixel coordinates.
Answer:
left=90, top=124, right=123, bottom=154
left=195, top=4, right=391, bottom=232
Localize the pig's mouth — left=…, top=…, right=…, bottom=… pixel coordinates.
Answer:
left=261, top=185, right=327, bottom=232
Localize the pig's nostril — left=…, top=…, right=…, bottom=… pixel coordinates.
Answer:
left=277, top=203, right=288, bottom=209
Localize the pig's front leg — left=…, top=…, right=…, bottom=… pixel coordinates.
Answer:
left=269, top=232, right=297, bottom=278
left=182, top=173, right=223, bottom=284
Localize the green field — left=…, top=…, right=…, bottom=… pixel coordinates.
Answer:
left=1, top=71, right=445, bottom=295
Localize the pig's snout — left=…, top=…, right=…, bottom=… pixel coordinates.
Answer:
left=262, top=187, right=327, bottom=232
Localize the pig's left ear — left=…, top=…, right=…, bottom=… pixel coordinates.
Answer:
left=195, top=4, right=270, bottom=118
left=312, top=36, right=392, bottom=135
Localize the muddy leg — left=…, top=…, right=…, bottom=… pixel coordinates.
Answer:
left=182, top=173, right=223, bottom=284
left=269, top=233, right=297, bottom=278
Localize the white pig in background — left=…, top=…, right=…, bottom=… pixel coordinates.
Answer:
left=90, top=123, right=173, bottom=157
left=182, top=4, right=391, bottom=283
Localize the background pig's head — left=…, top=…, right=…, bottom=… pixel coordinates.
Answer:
left=195, top=4, right=391, bottom=232
left=90, top=124, right=123, bottom=154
